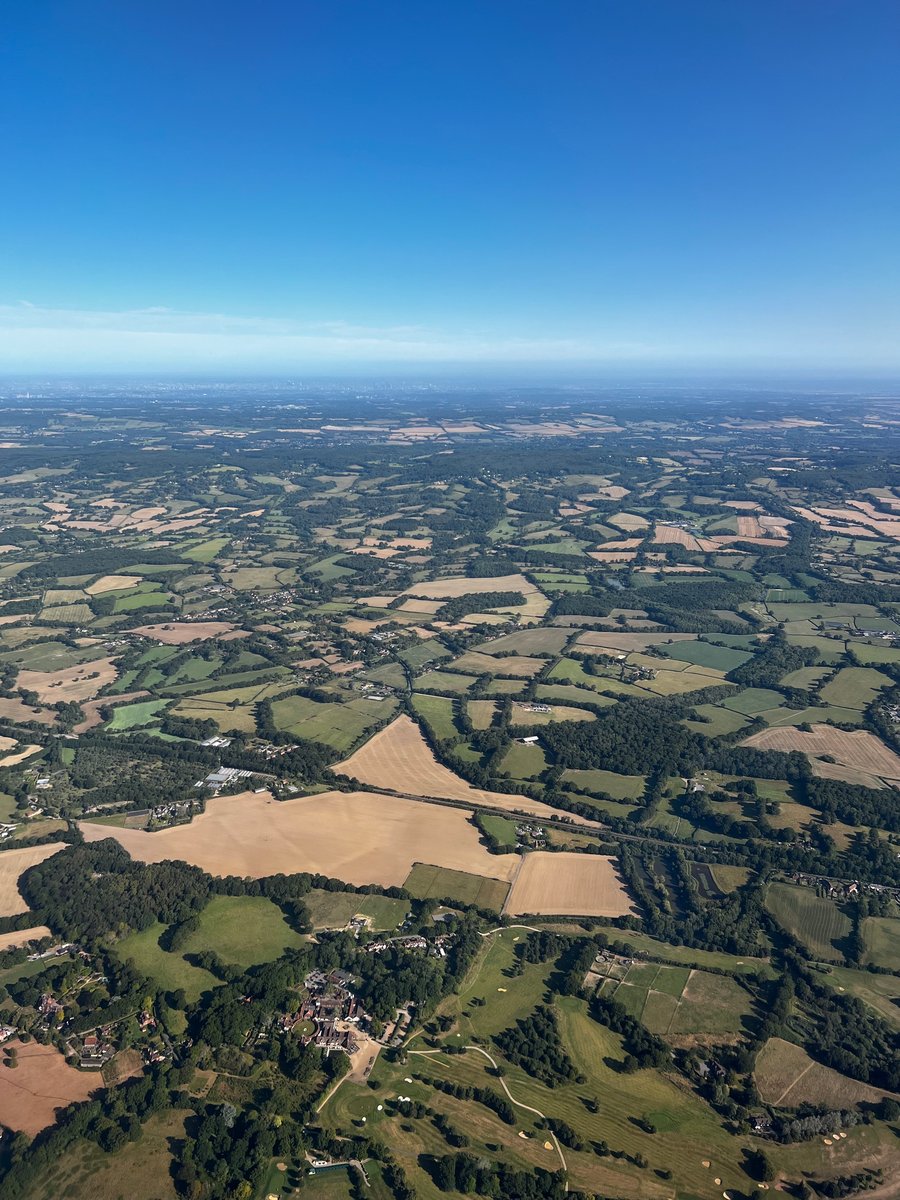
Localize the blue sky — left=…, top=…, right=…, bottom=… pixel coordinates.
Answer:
left=1, top=1, right=898, bottom=373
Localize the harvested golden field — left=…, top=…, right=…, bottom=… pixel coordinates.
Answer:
left=0, top=743, right=41, bottom=767
left=404, top=574, right=538, bottom=598
left=755, top=1038, right=893, bottom=1107
left=736, top=516, right=763, bottom=537
left=0, top=924, right=51, bottom=950
left=607, top=512, right=649, bottom=529
left=505, top=852, right=636, bottom=917
left=743, top=724, right=900, bottom=781
left=652, top=524, right=703, bottom=551
left=85, top=574, right=141, bottom=594
left=0, top=843, right=66, bottom=915
left=0, top=696, right=55, bottom=724
left=17, top=655, right=118, bottom=703
left=80, top=789, right=519, bottom=888
left=0, top=1038, right=102, bottom=1136
left=335, top=715, right=593, bottom=824
left=130, top=621, right=237, bottom=644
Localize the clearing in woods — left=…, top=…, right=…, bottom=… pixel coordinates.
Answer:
left=334, top=714, right=594, bottom=825
left=80, top=789, right=520, bottom=888
left=0, top=842, right=66, bottom=915
left=754, top=1037, right=893, bottom=1107
left=0, top=1038, right=102, bottom=1136
left=504, top=851, right=636, bottom=917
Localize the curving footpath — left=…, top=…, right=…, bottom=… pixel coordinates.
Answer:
left=410, top=1044, right=569, bottom=1188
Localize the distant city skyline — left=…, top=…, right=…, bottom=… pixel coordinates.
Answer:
left=2, top=1, right=898, bottom=373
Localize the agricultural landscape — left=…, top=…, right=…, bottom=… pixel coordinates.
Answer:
left=0, top=386, right=898, bottom=1199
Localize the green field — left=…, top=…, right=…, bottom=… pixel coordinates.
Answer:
left=862, top=916, right=900, bottom=971
left=560, top=767, right=645, bottom=799
left=115, top=922, right=219, bottom=1002
left=683, top=703, right=749, bottom=737
left=499, top=740, right=546, bottom=778
left=410, top=692, right=459, bottom=740
left=113, top=589, right=174, bottom=613
left=271, top=693, right=397, bottom=751
left=403, top=863, right=510, bottom=911
left=660, top=639, right=752, bottom=672
left=183, top=536, right=230, bottom=562
left=302, top=889, right=409, bottom=931
left=765, top=882, right=852, bottom=962
left=178, top=896, right=306, bottom=967
left=39, top=601, right=93, bottom=624
left=818, top=665, right=893, bottom=710
left=107, top=698, right=170, bottom=729
left=415, top=669, right=477, bottom=693
left=478, top=813, right=519, bottom=847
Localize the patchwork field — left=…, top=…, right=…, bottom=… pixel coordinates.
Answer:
left=0, top=842, right=66, bottom=915
left=334, top=714, right=593, bottom=824
left=81, top=789, right=520, bottom=887
left=504, top=851, right=635, bottom=917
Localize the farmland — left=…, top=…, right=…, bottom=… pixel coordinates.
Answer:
left=1, top=390, right=900, bottom=1198
left=81, top=789, right=521, bottom=887
left=504, top=852, right=636, bottom=917
left=0, top=1039, right=103, bottom=1135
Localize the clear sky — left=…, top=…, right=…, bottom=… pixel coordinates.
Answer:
left=1, top=1, right=898, bottom=374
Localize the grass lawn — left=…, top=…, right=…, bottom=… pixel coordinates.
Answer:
left=660, top=640, right=752, bottom=672
left=178, top=896, right=306, bottom=967
left=683, top=703, right=749, bottom=737
left=114, top=921, right=219, bottom=1002
left=720, top=687, right=785, bottom=714
left=766, top=883, right=852, bottom=962
left=403, top=863, right=510, bottom=911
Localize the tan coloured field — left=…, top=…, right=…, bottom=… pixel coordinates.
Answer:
left=743, top=724, right=900, bottom=780
left=755, top=1038, right=892, bottom=1108
left=80, top=789, right=520, bottom=887
left=505, top=852, right=636, bottom=917
left=593, top=538, right=643, bottom=551
left=608, top=512, right=649, bottom=529
left=131, top=621, right=237, bottom=644
left=0, top=843, right=66, bottom=915
left=17, top=655, right=118, bottom=703
left=401, top=573, right=534, bottom=598
left=335, top=715, right=594, bottom=825
left=736, top=516, right=764, bottom=537
left=652, top=524, right=703, bottom=552
left=85, top=574, right=141, bottom=594
left=0, top=1038, right=102, bottom=1135
left=0, top=697, right=56, bottom=725
left=0, top=924, right=51, bottom=950
left=589, top=550, right=638, bottom=562
left=574, top=631, right=697, bottom=652
left=0, top=744, right=40, bottom=767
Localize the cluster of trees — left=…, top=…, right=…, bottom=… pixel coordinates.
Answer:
left=541, top=699, right=699, bottom=776
left=590, top=993, right=670, bottom=1071
left=427, top=1152, right=567, bottom=1198
left=728, top=629, right=818, bottom=689
left=422, top=1073, right=516, bottom=1125
left=433, top=591, right=525, bottom=621
left=493, top=1005, right=581, bottom=1087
